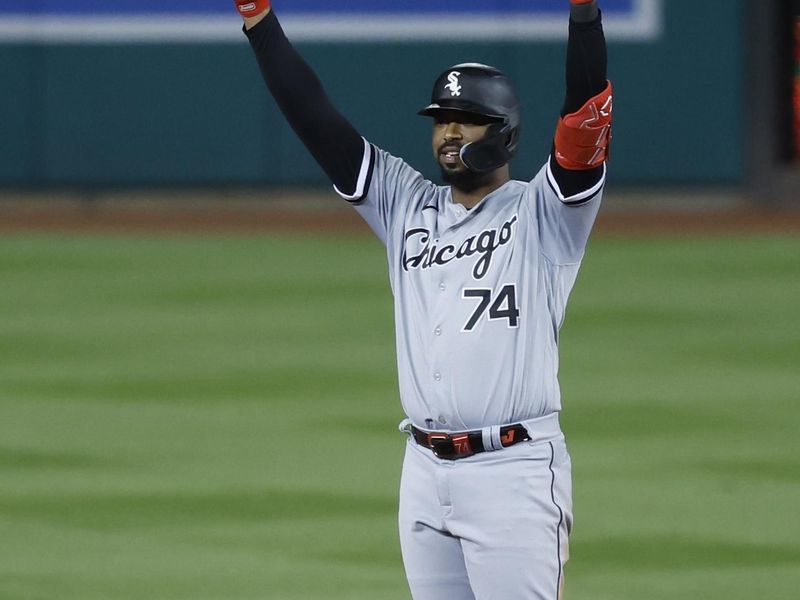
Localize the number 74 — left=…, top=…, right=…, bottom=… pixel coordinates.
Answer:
left=462, top=284, right=520, bottom=332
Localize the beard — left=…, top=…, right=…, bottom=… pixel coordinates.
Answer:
left=439, top=164, right=496, bottom=193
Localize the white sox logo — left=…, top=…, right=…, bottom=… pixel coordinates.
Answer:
left=445, top=71, right=462, bottom=97
left=402, top=215, right=518, bottom=280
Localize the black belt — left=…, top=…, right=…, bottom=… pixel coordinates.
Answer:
left=410, top=423, right=531, bottom=460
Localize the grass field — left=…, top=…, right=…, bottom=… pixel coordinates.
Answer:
left=1, top=231, right=799, bottom=599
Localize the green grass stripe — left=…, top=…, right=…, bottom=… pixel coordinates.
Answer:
left=1, top=232, right=798, bottom=599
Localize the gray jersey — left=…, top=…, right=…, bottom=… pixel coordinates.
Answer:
left=336, top=139, right=604, bottom=432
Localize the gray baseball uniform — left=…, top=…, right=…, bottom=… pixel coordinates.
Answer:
left=339, top=140, right=603, bottom=429
left=337, top=140, right=604, bottom=599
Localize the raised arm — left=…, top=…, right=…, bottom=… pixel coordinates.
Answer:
left=234, top=1, right=369, bottom=199
left=548, top=0, right=612, bottom=200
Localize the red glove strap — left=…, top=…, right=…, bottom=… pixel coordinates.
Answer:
left=570, top=0, right=595, bottom=4
left=554, top=81, right=613, bottom=170
left=234, top=0, right=270, bottom=18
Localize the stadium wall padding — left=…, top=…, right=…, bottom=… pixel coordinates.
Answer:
left=0, top=0, right=743, bottom=188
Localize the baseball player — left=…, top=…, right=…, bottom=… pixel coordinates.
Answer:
left=233, top=1, right=611, bottom=598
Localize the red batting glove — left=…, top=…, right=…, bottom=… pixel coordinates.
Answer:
left=570, top=0, right=595, bottom=4
left=234, top=0, right=270, bottom=18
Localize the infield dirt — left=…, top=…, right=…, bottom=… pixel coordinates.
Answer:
left=1, top=189, right=799, bottom=235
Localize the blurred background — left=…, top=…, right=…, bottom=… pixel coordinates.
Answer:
left=0, top=0, right=796, bottom=195
left=1, top=1, right=799, bottom=599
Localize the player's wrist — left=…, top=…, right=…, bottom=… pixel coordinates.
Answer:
left=569, top=0, right=598, bottom=22
left=234, top=0, right=271, bottom=19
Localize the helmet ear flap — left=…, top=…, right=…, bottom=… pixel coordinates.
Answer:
left=460, top=122, right=513, bottom=173
left=505, top=126, right=520, bottom=152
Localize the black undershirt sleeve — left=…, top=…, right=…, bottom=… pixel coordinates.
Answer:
left=549, top=7, right=609, bottom=198
left=245, top=12, right=366, bottom=197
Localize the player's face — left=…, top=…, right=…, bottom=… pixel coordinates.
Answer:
left=431, top=110, right=499, bottom=192
left=431, top=110, right=493, bottom=173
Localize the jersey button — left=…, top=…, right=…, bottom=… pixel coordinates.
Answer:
left=434, top=327, right=442, bottom=336
left=433, top=371, right=442, bottom=382
left=439, top=282, right=446, bottom=291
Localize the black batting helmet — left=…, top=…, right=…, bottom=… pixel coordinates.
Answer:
left=418, top=63, right=521, bottom=173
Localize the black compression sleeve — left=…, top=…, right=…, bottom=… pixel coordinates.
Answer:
left=550, top=6, right=608, bottom=198
left=245, top=12, right=366, bottom=197
left=562, top=9, right=608, bottom=116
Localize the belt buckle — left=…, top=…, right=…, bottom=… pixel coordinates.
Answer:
left=428, top=433, right=473, bottom=459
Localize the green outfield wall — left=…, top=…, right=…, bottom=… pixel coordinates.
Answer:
left=0, top=0, right=743, bottom=189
